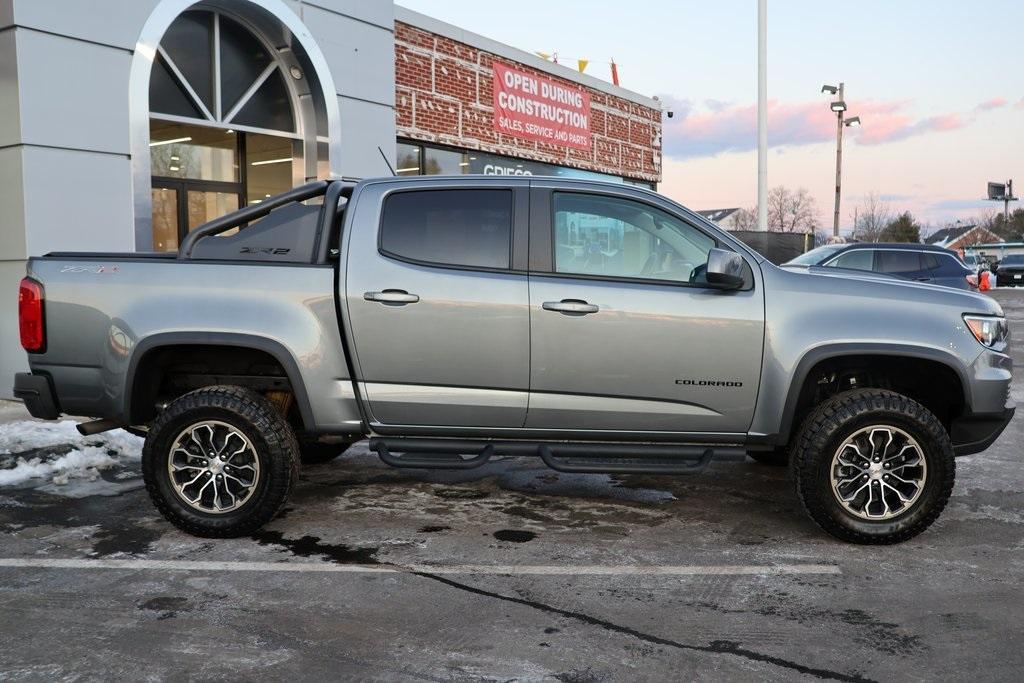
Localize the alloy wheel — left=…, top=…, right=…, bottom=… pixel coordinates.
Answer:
left=167, top=420, right=260, bottom=514
left=830, top=425, right=927, bottom=521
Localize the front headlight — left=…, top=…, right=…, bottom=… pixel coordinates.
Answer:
left=963, top=314, right=1009, bottom=349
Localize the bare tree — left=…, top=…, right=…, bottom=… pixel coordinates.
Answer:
left=726, top=207, right=758, bottom=230
left=767, top=186, right=819, bottom=232
left=851, top=191, right=893, bottom=242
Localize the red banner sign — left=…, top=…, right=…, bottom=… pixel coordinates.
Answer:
left=492, top=63, right=591, bottom=150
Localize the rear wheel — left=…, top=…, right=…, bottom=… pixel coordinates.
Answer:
left=791, top=388, right=955, bottom=544
left=142, top=386, right=299, bottom=537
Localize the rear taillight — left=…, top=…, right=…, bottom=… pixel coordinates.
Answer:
left=18, top=277, right=45, bottom=353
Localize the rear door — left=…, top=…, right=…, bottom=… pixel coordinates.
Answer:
left=925, top=252, right=973, bottom=289
left=343, top=180, right=531, bottom=428
left=525, top=183, right=765, bottom=435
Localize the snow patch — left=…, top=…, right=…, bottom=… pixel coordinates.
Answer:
left=0, top=420, right=144, bottom=488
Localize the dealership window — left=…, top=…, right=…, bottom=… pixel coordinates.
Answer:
left=148, top=10, right=301, bottom=251
left=395, top=140, right=653, bottom=189
left=381, top=190, right=513, bottom=270
left=553, top=193, right=714, bottom=283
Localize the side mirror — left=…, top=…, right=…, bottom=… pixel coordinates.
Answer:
left=706, top=248, right=746, bottom=289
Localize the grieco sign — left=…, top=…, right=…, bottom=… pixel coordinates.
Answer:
left=492, top=62, right=591, bottom=150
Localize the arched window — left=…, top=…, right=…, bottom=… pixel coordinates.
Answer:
left=148, top=9, right=301, bottom=251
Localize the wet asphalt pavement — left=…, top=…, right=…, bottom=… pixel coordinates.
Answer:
left=1, top=291, right=1023, bottom=681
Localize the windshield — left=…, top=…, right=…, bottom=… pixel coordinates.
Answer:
left=786, top=244, right=845, bottom=266
left=999, top=255, right=1024, bottom=266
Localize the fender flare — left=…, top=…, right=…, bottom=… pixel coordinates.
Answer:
left=123, top=332, right=315, bottom=429
left=775, top=342, right=973, bottom=444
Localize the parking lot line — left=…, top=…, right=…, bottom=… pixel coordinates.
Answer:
left=0, top=558, right=841, bottom=575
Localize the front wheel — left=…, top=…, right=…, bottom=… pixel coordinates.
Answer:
left=791, top=389, right=955, bottom=544
left=142, top=386, right=300, bottom=537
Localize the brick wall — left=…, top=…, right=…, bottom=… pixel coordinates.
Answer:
left=395, top=22, right=662, bottom=183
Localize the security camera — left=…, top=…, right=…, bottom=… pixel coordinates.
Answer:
left=667, top=110, right=674, bottom=119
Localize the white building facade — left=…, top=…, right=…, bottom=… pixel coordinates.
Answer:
left=0, top=0, right=397, bottom=396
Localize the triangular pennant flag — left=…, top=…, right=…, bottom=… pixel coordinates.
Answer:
left=577, top=59, right=589, bottom=73
left=535, top=51, right=552, bottom=61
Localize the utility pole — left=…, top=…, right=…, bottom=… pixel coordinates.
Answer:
left=821, top=83, right=860, bottom=238
left=757, top=0, right=768, bottom=231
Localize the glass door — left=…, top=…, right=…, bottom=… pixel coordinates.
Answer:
left=150, top=121, right=297, bottom=251
left=187, top=189, right=240, bottom=230
left=151, top=186, right=181, bottom=251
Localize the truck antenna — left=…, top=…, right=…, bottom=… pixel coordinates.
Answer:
left=378, top=147, right=396, bottom=176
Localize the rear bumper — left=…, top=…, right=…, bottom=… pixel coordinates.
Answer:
left=951, top=406, right=1015, bottom=456
left=13, top=372, right=60, bottom=420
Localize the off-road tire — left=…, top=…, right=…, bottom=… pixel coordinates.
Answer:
left=142, top=385, right=300, bottom=537
left=791, top=388, right=955, bottom=544
left=299, top=439, right=358, bottom=464
left=748, top=447, right=789, bottom=466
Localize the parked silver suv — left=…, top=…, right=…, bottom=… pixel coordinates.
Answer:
left=14, top=178, right=1014, bottom=544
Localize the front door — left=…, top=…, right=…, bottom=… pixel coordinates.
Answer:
left=526, top=187, right=765, bottom=435
left=344, top=183, right=531, bottom=428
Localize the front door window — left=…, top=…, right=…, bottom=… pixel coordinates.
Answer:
left=553, top=192, right=716, bottom=284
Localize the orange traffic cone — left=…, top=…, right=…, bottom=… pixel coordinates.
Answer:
left=979, top=270, right=991, bottom=291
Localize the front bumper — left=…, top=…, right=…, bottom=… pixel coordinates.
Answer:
left=13, top=372, right=60, bottom=420
left=951, top=406, right=1015, bottom=456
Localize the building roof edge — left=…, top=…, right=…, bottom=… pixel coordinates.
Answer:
left=394, top=5, right=663, bottom=110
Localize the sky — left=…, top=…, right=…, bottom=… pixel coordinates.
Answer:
left=397, top=1, right=1024, bottom=231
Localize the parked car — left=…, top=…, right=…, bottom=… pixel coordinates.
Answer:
left=961, top=253, right=981, bottom=273
left=993, top=254, right=1024, bottom=286
left=14, top=178, right=1013, bottom=544
left=786, top=243, right=978, bottom=290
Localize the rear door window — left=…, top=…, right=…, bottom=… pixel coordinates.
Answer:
left=876, top=250, right=923, bottom=277
left=927, top=253, right=965, bottom=276
left=380, top=189, right=513, bottom=269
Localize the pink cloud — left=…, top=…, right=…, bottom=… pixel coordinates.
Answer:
left=857, top=113, right=966, bottom=145
left=975, top=97, right=1008, bottom=111
left=660, top=96, right=967, bottom=158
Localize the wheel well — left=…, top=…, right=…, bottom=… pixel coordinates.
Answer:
left=128, top=344, right=304, bottom=428
left=787, top=355, right=966, bottom=440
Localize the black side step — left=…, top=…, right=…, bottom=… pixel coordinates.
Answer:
left=368, top=438, right=744, bottom=475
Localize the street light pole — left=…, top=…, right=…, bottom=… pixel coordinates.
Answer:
left=833, top=82, right=844, bottom=237
left=822, top=83, right=859, bottom=238
left=757, top=0, right=768, bottom=231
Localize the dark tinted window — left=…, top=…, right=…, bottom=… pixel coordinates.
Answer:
left=929, top=253, right=967, bottom=275
left=381, top=190, right=513, bottom=269
left=829, top=249, right=874, bottom=271
left=231, top=67, right=295, bottom=133
left=876, top=250, right=922, bottom=276
left=219, top=15, right=272, bottom=116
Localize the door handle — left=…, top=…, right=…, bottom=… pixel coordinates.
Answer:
left=542, top=299, right=599, bottom=314
left=364, top=289, right=420, bottom=304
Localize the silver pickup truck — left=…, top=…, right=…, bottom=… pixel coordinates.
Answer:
left=14, top=177, right=1014, bottom=544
